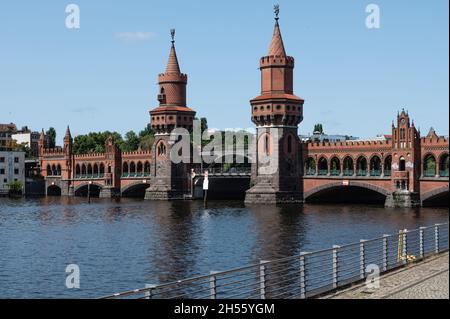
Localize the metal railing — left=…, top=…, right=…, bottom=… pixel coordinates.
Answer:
left=101, top=223, right=449, bottom=300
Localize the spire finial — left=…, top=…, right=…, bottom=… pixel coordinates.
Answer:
left=274, top=4, right=280, bottom=21
left=170, top=29, right=175, bottom=45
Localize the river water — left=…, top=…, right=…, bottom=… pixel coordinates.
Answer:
left=0, top=197, right=448, bottom=298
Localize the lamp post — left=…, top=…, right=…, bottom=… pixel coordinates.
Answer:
left=88, top=181, right=92, bottom=204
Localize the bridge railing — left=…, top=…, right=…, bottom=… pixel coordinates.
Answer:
left=101, top=223, right=449, bottom=300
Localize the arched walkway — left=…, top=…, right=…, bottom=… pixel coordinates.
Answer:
left=422, top=186, right=449, bottom=207
left=47, top=185, right=62, bottom=196
left=121, top=183, right=150, bottom=198
left=74, top=183, right=102, bottom=197
left=305, top=182, right=389, bottom=205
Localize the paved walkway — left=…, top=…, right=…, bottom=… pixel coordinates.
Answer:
left=322, top=252, right=449, bottom=299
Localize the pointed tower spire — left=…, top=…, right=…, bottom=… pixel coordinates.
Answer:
left=65, top=126, right=71, bottom=138
left=268, top=4, right=286, bottom=57
left=165, top=29, right=181, bottom=74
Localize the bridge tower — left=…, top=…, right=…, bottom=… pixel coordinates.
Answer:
left=63, top=126, right=74, bottom=196
left=145, top=30, right=196, bottom=200
left=385, top=109, right=421, bottom=207
left=245, top=7, right=304, bottom=204
left=99, top=135, right=122, bottom=198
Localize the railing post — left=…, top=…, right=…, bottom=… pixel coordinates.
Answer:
left=360, top=240, right=366, bottom=280
left=332, top=245, right=340, bottom=289
left=260, top=261, right=268, bottom=299
left=144, top=284, right=156, bottom=299
left=382, top=235, right=389, bottom=272
left=299, top=252, right=307, bottom=299
left=419, top=227, right=425, bottom=259
left=402, top=229, right=408, bottom=265
left=435, top=224, right=440, bottom=254
left=210, top=271, right=218, bottom=299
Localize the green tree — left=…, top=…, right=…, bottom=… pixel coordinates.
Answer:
left=46, top=127, right=56, bottom=148
left=122, top=131, right=140, bottom=152
left=73, top=131, right=123, bottom=154
left=8, top=180, right=23, bottom=195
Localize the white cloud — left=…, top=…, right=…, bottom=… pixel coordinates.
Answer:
left=114, top=32, right=156, bottom=41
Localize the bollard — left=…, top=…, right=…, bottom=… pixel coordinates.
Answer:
left=144, top=284, right=156, bottom=299
left=299, top=252, right=307, bottom=299
left=260, top=261, right=268, bottom=299
left=360, top=240, right=367, bottom=280
left=382, top=235, right=389, bottom=272
left=402, top=229, right=407, bottom=265
left=209, top=271, right=218, bottom=299
left=332, top=245, right=340, bottom=289
left=419, top=227, right=425, bottom=259
left=435, top=224, right=440, bottom=254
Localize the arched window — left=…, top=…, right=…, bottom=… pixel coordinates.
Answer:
left=99, top=163, right=105, bottom=177
left=439, top=154, right=449, bottom=177
left=318, top=157, right=328, bottom=176
left=93, top=163, right=99, bottom=177
left=356, top=156, right=367, bottom=176
left=330, top=157, right=340, bottom=176
left=144, top=161, right=150, bottom=176
left=123, top=162, right=129, bottom=177
left=399, top=157, right=406, bottom=172
left=87, top=164, right=93, bottom=177
left=343, top=157, right=354, bottom=176
left=51, top=164, right=57, bottom=176
left=130, top=162, right=136, bottom=177
left=56, top=164, right=61, bottom=176
left=157, top=142, right=166, bottom=157
left=370, top=156, right=382, bottom=176
left=305, top=157, right=316, bottom=176
left=46, top=164, right=52, bottom=176
left=81, top=164, right=86, bottom=177
left=264, top=135, right=270, bottom=155
left=384, top=156, right=392, bottom=176
left=423, top=154, right=436, bottom=177
left=75, top=164, right=81, bottom=178
left=137, top=162, right=143, bottom=176
left=287, top=135, right=293, bottom=154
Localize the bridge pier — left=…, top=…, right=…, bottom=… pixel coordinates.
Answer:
left=385, top=191, right=421, bottom=208
left=245, top=181, right=303, bottom=204
left=99, top=186, right=121, bottom=199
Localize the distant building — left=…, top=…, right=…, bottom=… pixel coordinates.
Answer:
left=0, top=123, right=17, bottom=151
left=299, top=133, right=359, bottom=143
left=0, top=151, right=25, bottom=195
left=12, top=131, right=41, bottom=158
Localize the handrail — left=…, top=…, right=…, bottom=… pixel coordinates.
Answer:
left=101, top=222, right=449, bottom=299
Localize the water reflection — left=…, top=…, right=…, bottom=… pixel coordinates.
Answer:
left=0, top=197, right=447, bottom=298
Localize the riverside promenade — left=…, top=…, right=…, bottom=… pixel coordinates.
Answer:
left=322, top=252, right=449, bottom=299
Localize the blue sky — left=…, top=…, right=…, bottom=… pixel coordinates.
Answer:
left=0, top=0, right=448, bottom=144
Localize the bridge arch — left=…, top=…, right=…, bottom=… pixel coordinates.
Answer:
left=330, top=156, right=340, bottom=176
left=74, top=182, right=103, bottom=197
left=356, top=155, right=368, bottom=176
left=423, top=153, right=437, bottom=177
left=439, top=153, right=449, bottom=177
left=422, top=186, right=449, bottom=207
left=318, top=157, right=328, bottom=176
left=305, top=157, right=316, bottom=176
left=343, top=156, right=354, bottom=176
left=121, top=182, right=150, bottom=198
left=369, top=155, right=382, bottom=176
left=305, top=181, right=389, bottom=204
left=47, top=184, right=62, bottom=196
left=384, top=155, right=392, bottom=176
